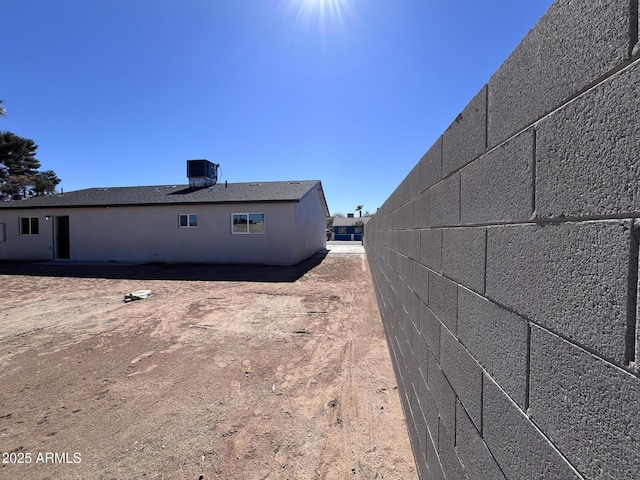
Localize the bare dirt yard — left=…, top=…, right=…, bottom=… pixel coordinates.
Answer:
left=0, top=249, right=417, bottom=479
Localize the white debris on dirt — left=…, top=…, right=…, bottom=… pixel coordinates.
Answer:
left=124, top=289, right=152, bottom=303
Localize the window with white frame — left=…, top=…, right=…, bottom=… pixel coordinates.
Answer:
left=178, top=214, right=198, bottom=228
left=232, top=213, right=265, bottom=234
left=20, top=217, right=39, bottom=235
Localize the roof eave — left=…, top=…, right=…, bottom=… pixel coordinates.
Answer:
left=0, top=198, right=303, bottom=210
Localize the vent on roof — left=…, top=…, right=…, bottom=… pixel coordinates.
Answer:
left=187, top=159, right=219, bottom=188
left=347, top=213, right=354, bottom=218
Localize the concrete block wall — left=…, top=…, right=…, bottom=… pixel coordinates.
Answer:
left=364, top=1, right=640, bottom=479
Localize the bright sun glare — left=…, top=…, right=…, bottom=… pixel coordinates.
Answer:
left=288, top=0, right=350, bottom=29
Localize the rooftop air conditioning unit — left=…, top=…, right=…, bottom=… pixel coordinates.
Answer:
left=187, top=159, right=219, bottom=188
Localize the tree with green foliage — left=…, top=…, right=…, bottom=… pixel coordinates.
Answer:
left=355, top=205, right=364, bottom=217
left=32, top=170, right=61, bottom=196
left=0, top=131, right=61, bottom=198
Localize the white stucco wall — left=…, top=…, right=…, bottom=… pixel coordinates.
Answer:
left=0, top=199, right=325, bottom=265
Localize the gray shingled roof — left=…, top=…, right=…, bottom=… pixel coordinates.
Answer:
left=332, top=216, right=371, bottom=227
left=0, top=180, right=330, bottom=216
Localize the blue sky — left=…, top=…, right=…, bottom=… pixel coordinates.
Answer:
left=1, top=0, right=554, bottom=216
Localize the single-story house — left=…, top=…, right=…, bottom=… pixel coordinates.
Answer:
left=332, top=216, right=371, bottom=241
left=0, top=169, right=330, bottom=265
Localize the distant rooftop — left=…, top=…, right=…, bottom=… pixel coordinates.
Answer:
left=332, top=216, right=372, bottom=227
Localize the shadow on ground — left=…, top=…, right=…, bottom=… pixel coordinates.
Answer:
left=0, top=251, right=329, bottom=283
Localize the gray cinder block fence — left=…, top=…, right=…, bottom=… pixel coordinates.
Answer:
left=364, top=1, right=640, bottom=478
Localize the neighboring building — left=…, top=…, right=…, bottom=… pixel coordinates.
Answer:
left=0, top=167, right=329, bottom=265
left=332, top=216, right=371, bottom=241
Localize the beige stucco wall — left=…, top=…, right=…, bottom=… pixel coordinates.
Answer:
left=293, top=186, right=328, bottom=263
left=0, top=198, right=326, bottom=265
left=0, top=212, right=53, bottom=261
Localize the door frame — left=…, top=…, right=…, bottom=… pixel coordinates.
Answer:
left=55, top=215, right=70, bottom=259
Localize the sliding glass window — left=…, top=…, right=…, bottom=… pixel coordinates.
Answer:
left=232, top=213, right=264, bottom=234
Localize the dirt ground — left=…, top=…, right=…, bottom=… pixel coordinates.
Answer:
left=0, top=250, right=417, bottom=479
